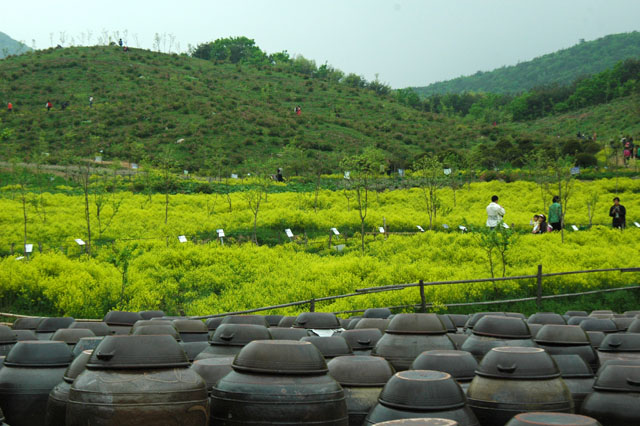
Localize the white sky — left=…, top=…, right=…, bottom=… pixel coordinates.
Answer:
left=3, top=0, right=640, bottom=88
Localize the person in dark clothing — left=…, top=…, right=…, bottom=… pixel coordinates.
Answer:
left=609, top=197, right=626, bottom=229
left=119, top=38, right=123, bottom=47
left=275, top=168, right=284, bottom=182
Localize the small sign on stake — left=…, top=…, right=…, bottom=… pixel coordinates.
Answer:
left=442, top=224, right=450, bottom=230
left=24, top=244, right=33, bottom=253
left=178, top=235, right=187, bottom=243
left=398, top=169, right=405, bottom=177
left=343, top=171, right=350, bottom=180
left=231, top=174, right=238, bottom=179
left=334, top=244, right=345, bottom=252
left=570, top=167, right=580, bottom=175
left=443, top=168, right=452, bottom=176
left=183, top=170, right=189, bottom=175
left=285, top=229, right=294, bottom=238
left=75, top=239, right=85, bottom=246
left=217, top=229, right=225, bottom=238
left=131, top=163, right=138, bottom=170
left=331, top=227, right=340, bottom=236
left=379, top=227, right=385, bottom=234
left=502, top=223, right=510, bottom=229
left=571, top=225, right=579, bottom=232
left=416, top=225, right=425, bottom=232
left=459, top=225, right=467, bottom=232
left=634, top=222, right=640, bottom=228
left=95, top=156, right=102, bottom=163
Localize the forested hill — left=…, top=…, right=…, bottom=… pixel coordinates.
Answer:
left=412, top=31, right=640, bottom=96
left=0, top=45, right=485, bottom=173
left=0, top=31, right=31, bottom=58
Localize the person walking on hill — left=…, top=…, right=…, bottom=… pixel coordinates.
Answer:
left=486, top=195, right=505, bottom=229
left=294, top=105, right=301, bottom=116
left=46, top=100, right=52, bottom=112
left=549, top=196, right=562, bottom=231
left=7, top=102, right=12, bottom=113
left=609, top=197, right=626, bottom=229
left=89, top=96, right=94, bottom=108
left=118, top=38, right=123, bottom=48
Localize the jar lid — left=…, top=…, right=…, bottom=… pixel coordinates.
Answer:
left=4, top=341, right=73, bottom=367
left=86, top=335, right=189, bottom=369
left=328, top=355, right=394, bottom=386
left=233, top=340, right=328, bottom=374
left=379, top=370, right=466, bottom=410
left=385, top=314, right=446, bottom=335
left=475, top=347, right=560, bottom=379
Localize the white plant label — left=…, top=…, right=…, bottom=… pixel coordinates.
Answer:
left=443, top=168, right=452, bottom=175
left=572, top=225, right=579, bottom=231
left=459, top=225, right=467, bottom=231
left=178, top=235, right=187, bottom=243
left=331, top=228, right=340, bottom=236
left=75, top=239, right=85, bottom=246
left=24, top=244, right=33, bottom=253
left=231, top=174, right=238, bottom=179
left=634, top=222, right=640, bottom=228
left=416, top=225, right=425, bottom=232
left=379, top=227, right=385, bottom=233
left=131, top=163, right=138, bottom=169
left=442, top=224, right=449, bottom=229
left=502, top=223, right=510, bottom=229
left=285, top=229, right=294, bottom=238
left=217, top=229, right=225, bottom=237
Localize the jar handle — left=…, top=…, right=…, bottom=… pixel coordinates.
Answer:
left=219, top=333, right=235, bottom=341
left=357, top=339, right=372, bottom=345
left=96, top=351, right=115, bottom=361
left=496, top=364, right=517, bottom=373
left=607, top=340, right=622, bottom=348
left=627, top=378, right=640, bottom=386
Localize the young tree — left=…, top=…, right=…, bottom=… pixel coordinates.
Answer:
left=241, top=159, right=275, bottom=245
left=74, top=160, right=93, bottom=255
left=414, top=155, right=446, bottom=230
left=471, top=222, right=518, bottom=294
left=340, top=149, right=384, bottom=253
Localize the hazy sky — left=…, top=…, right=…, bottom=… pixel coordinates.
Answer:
left=3, top=0, right=640, bottom=88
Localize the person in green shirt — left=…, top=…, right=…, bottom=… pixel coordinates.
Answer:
left=549, top=196, right=562, bottom=231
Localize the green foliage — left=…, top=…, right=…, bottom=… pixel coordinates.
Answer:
left=413, top=32, right=640, bottom=95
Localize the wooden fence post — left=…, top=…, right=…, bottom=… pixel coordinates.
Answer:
left=536, top=264, right=543, bottom=309
left=10, top=243, right=15, bottom=255
left=419, top=279, right=427, bottom=313
left=309, top=298, right=316, bottom=312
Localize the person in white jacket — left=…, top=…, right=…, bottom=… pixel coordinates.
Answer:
left=486, top=195, right=505, bottom=228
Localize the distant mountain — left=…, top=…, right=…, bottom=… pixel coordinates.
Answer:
left=0, top=31, right=31, bottom=59
left=412, top=31, right=640, bottom=96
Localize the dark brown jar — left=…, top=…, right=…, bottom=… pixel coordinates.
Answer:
left=67, top=335, right=209, bottom=426
left=581, top=363, right=640, bottom=425
left=45, top=349, right=92, bottom=426
left=364, top=370, right=479, bottom=426
left=0, top=341, right=73, bottom=426
left=328, top=355, right=395, bottom=426
left=372, top=314, right=455, bottom=371
left=210, top=340, right=348, bottom=425
left=466, top=347, right=573, bottom=426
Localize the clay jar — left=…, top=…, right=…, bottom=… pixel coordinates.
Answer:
left=328, top=355, right=395, bottom=426
left=195, top=324, right=271, bottom=361
left=0, top=326, right=16, bottom=357
left=45, top=350, right=92, bottom=426
left=341, top=328, right=383, bottom=355
left=364, top=370, right=480, bottom=426
left=505, top=412, right=601, bottom=426
left=0, top=341, right=73, bottom=426
left=102, top=311, right=142, bottom=335
left=551, top=354, right=595, bottom=413
left=411, top=350, right=477, bottom=393
left=597, top=333, right=640, bottom=364
left=372, top=314, right=455, bottom=371
left=210, top=340, right=348, bottom=425
left=534, top=325, right=598, bottom=371
left=466, top=347, right=574, bottom=426
left=461, top=315, right=535, bottom=361
left=67, top=335, right=209, bottom=426
left=581, top=364, right=640, bottom=426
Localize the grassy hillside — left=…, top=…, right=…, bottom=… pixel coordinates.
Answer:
left=412, top=32, right=640, bottom=96
left=0, top=45, right=488, bottom=172
left=0, top=32, right=31, bottom=59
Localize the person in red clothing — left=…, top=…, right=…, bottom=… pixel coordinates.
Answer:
left=46, top=100, right=52, bottom=111
left=295, top=105, right=301, bottom=115
left=7, top=102, right=12, bottom=113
